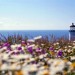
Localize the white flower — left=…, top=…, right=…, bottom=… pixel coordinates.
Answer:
left=24, top=54, right=32, bottom=59
left=11, top=44, right=17, bottom=50
left=37, top=69, right=49, bottom=75
left=49, top=59, right=65, bottom=75
left=30, top=58, right=35, bottom=62
left=29, top=64, right=37, bottom=72
left=41, top=44, right=45, bottom=46
left=27, top=39, right=35, bottom=42
left=43, top=53, right=48, bottom=57
left=2, top=53, right=9, bottom=60
left=22, top=71, right=29, bottom=75
left=27, top=44, right=35, bottom=48
left=39, top=55, right=44, bottom=59
left=11, top=55, right=24, bottom=60
left=56, top=42, right=59, bottom=45
left=9, top=63, right=20, bottom=70
left=22, top=64, right=37, bottom=75
left=68, top=45, right=72, bottom=48
left=64, top=49, right=67, bottom=52
left=2, top=47, right=7, bottom=50
left=70, top=56, right=75, bottom=61
left=39, top=66, right=45, bottom=70
left=7, top=59, right=18, bottom=63
left=65, top=46, right=67, bottom=49
left=72, top=46, right=75, bottom=49
left=73, top=41, right=75, bottom=43
left=8, top=51, right=14, bottom=55
left=22, top=46, right=25, bottom=50
left=13, top=49, right=19, bottom=52
left=73, top=43, right=75, bottom=46
left=11, top=54, right=31, bottom=60
left=0, top=47, right=7, bottom=53
left=0, top=49, right=4, bottom=53
left=1, top=63, right=8, bottom=70
left=68, top=49, right=71, bottom=53
left=22, top=65, right=29, bottom=75
left=47, top=59, right=54, bottom=65
left=17, top=44, right=21, bottom=47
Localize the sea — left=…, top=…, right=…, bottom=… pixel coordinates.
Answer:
left=0, top=30, right=69, bottom=40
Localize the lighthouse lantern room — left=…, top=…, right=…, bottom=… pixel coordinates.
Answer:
left=70, top=23, right=75, bottom=31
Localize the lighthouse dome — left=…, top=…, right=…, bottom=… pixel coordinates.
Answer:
left=70, top=23, right=75, bottom=27
left=70, top=23, right=75, bottom=31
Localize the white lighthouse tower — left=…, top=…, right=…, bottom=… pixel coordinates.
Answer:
left=69, top=23, right=75, bottom=41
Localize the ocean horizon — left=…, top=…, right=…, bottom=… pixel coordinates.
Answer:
left=0, top=30, right=69, bottom=40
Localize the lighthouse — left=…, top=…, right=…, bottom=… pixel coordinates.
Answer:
left=69, top=23, right=75, bottom=41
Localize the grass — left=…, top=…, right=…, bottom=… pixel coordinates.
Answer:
left=68, top=73, right=75, bottom=75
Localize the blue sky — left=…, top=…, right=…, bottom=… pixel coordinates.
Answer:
left=0, top=0, right=75, bottom=30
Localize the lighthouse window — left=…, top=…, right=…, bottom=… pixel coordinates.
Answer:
left=70, top=27, right=75, bottom=30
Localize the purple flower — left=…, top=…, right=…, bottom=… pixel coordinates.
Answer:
left=42, top=50, right=46, bottom=54
left=57, top=50, right=63, bottom=56
left=22, top=41, right=25, bottom=43
left=17, top=47, right=22, bottom=50
left=7, top=48, right=11, bottom=51
left=20, top=50, right=24, bottom=54
left=36, top=48, right=40, bottom=50
left=49, top=47, right=54, bottom=51
left=12, top=51, right=19, bottom=55
left=21, top=41, right=27, bottom=45
left=36, top=48, right=42, bottom=53
left=31, top=61, right=36, bottom=64
left=13, top=52, right=17, bottom=55
left=15, top=52, right=20, bottom=55
left=6, top=50, right=10, bottom=53
left=27, top=47, right=33, bottom=53
left=0, top=46, right=2, bottom=49
left=3, top=43, right=10, bottom=47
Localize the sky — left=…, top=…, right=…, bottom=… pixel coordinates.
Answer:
left=0, top=0, right=75, bottom=30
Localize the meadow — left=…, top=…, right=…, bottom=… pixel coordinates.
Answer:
left=0, top=34, right=75, bottom=75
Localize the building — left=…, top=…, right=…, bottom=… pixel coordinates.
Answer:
left=69, top=23, right=75, bottom=41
